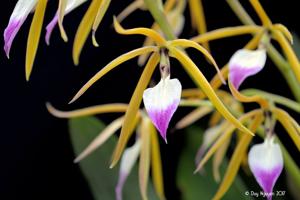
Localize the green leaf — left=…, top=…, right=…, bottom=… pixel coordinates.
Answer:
left=177, top=126, right=251, bottom=200
left=69, top=116, right=159, bottom=200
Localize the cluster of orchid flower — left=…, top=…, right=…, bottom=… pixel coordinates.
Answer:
left=5, top=0, right=300, bottom=199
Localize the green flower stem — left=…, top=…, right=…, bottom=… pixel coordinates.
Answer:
left=227, top=0, right=300, bottom=101
left=242, top=89, right=300, bottom=113
left=143, top=0, right=176, bottom=40
left=256, top=128, right=300, bottom=191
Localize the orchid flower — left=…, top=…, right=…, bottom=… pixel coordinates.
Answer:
left=248, top=136, right=283, bottom=200
left=68, top=18, right=257, bottom=169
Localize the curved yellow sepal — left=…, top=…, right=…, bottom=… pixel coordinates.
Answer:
left=273, top=108, right=300, bottom=152
left=169, top=39, right=225, bottom=84
left=74, top=116, right=125, bottom=163
left=249, top=0, right=272, bottom=26
left=91, top=0, right=111, bottom=47
left=273, top=30, right=300, bottom=83
left=229, top=81, right=268, bottom=109
left=139, top=117, right=151, bottom=200
left=191, top=25, right=263, bottom=43
left=46, top=102, right=128, bottom=118
left=113, top=16, right=166, bottom=46
left=273, top=23, right=293, bottom=44
left=58, top=0, right=68, bottom=42
left=70, top=46, right=157, bottom=103
left=150, top=122, right=166, bottom=200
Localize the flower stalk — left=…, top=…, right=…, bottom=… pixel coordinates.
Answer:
left=143, top=0, right=176, bottom=40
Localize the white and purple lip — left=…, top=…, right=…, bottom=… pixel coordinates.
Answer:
left=143, top=76, right=182, bottom=143
left=248, top=137, right=283, bottom=200
left=229, top=49, right=267, bottom=89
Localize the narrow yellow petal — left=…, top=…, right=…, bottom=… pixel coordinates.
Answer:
left=139, top=117, right=151, bottom=200
left=58, top=0, right=68, bottom=42
left=273, top=108, right=300, bottom=151
left=113, top=17, right=166, bottom=46
left=25, top=0, right=48, bottom=81
left=213, top=135, right=231, bottom=182
left=181, top=88, right=203, bottom=98
left=169, top=39, right=225, bottom=84
left=191, top=25, right=263, bottom=43
left=74, top=116, right=125, bottom=163
left=209, top=111, right=222, bottom=127
left=229, top=81, right=269, bottom=109
left=188, top=0, right=210, bottom=51
left=281, top=112, right=300, bottom=133
left=92, top=0, right=111, bottom=47
left=110, top=53, right=160, bottom=168
left=210, top=66, right=229, bottom=94
left=212, top=113, right=263, bottom=200
left=150, top=122, right=165, bottom=200
left=181, top=67, right=229, bottom=99
left=194, top=109, right=261, bottom=172
left=175, top=107, right=213, bottom=130
left=273, top=23, right=293, bottom=44
left=244, top=30, right=265, bottom=49
left=73, top=0, right=102, bottom=65
left=116, top=0, right=144, bottom=23
left=169, top=46, right=254, bottom=136
left=249, top=0, right=272, bottom=26
left=273, top=30, right=300, bottom=82
left=164, top=0, right=177, bottom=11
left=46, top=102, right=128, bottom=118
left=70, top=46, right=157, bottom=103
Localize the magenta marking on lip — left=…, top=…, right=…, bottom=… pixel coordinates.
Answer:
left=252, top=165, right=283, bottom=200
left=147, top=100, right=179, bottom=143
left=230, top=65, right=263, bottom=89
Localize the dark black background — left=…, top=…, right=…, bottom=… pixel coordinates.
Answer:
left=0, top=0, right=299, bottom=200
